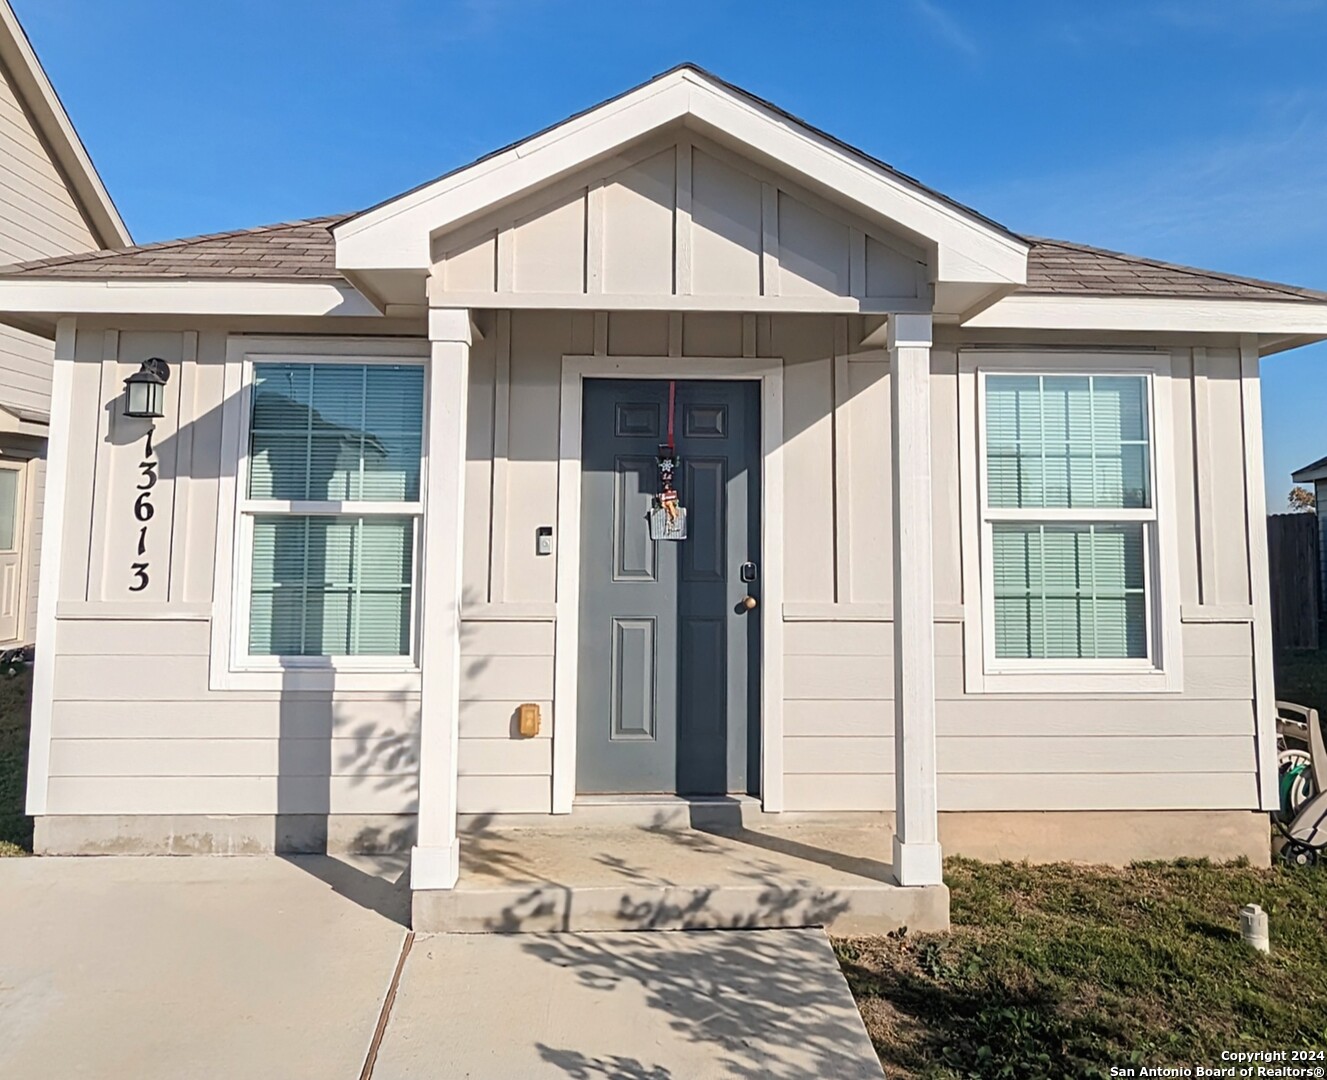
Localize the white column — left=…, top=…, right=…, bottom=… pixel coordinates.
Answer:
left=412, top=307, right=472, bottom=890
left=889, top=313, right=943, bottom=886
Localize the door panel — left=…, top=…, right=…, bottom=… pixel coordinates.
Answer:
left=577, top=378, right=760, bottom=795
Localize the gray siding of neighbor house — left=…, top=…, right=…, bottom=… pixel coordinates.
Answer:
left=38, top=312, right=1262, bottom=821
left=0, top=54, right=100, bottom=645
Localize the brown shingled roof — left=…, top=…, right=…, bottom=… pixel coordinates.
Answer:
left=1, top=215, right=1324, bottom=305
left=0, top=215, right=344, bottom=280
left=1024, top=237, right=1327, bottom=303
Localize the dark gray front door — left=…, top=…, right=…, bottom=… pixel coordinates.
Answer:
left=577, top=378, right=760, bottom=796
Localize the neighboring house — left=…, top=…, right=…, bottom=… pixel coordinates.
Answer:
left=0, top=0, right=128, bottom=648
left=1291, top=455, right=1327, bottom=612
left=2, top=65, right=1325, bottom=930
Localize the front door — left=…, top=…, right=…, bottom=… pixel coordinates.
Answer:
left=0, top=462, right=24, bottom=643
left=577, top=378, right=760, bottom=795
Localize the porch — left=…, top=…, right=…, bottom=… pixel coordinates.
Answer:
left=413, top=801, right=949, bottom=934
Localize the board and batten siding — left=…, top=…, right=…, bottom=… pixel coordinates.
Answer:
left=44, top=316, right=1262, bottom=821
left=782, top=339, right=1260, bottom=812
left=45, top=328, right=422, bottom=818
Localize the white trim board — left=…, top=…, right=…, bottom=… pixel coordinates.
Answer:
left=335, top=67, right=1027, bottom=285
left=0, top=280, right=381, bottom=319
left=208, top=335, right=430, bottom=693
left=964, top=294, right=1327, bottom=336
left=25, top=317, right=75, bottom=815
left=957, top=349, right=1185, bottom=695
left=552, top=354, right=785, bottom=813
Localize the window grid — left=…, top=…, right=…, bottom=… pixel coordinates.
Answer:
left=983, top=372, right=1157, bottom=667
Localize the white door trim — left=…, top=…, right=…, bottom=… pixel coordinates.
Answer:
left=553, top=354, right=786, bottom=813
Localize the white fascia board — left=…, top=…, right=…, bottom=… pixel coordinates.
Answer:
left=0, top=279, right=380, bottom=318
left=1291, top=464, right=1327, bottom=483
left=334, top=78, right=690, bottom=269
left=334, top=68, right=1028, bottom=285
left=682, top=76, right=1026, bottom=285
left=964, top=294, right=1327, bottom=335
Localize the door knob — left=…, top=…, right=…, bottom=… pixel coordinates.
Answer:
left=741, top=595, right=758, bottom=611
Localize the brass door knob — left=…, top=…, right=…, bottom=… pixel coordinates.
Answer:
left=742, top=595, right=758, bottom=611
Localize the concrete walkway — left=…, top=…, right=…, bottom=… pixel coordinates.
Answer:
left=0, top=855, right=883, bottom=1079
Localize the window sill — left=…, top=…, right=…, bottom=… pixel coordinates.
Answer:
left=967, top=666, right=1182, bottom=695
left=208, top=664, right=421, bottom=694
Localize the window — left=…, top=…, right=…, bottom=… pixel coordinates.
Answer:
left=982, top=373, right=1157, bottom=668
left=0, top=468, right=18, bottom=552
left=239, top=361, right=424, bottom=661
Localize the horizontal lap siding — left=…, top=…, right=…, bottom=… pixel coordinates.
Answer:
left=0, top=62, right=96, bottom=423
left=779, top=341, right=1262, bottom=815
left=782, top=615, right=1259, bottom=812
left=46, top=618, right=420, bottom=815
left=783, top=619, right=892, bottom=810
left=457, top=619, right=554, bottom=814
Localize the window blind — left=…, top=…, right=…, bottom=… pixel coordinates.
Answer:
left=248, top=363, right=423, bottom=502
left=985, top=374, right=1152, bottom=662
left=244, top=361, right=424, bottom=659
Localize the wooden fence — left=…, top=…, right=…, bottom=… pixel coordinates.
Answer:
left=1268, top=512, right=1320, bottom=650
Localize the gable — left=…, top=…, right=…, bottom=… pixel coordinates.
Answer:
left=335, top=66, right=1027, bottom=313
left=429, top=134, right=929, bottom=310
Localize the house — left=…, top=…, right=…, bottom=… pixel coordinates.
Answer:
left=3, top=65, right=1324, bottom=932
left=1291, top=455, right=1327, bottom=615
left=0, top=0, right=128, bottom=650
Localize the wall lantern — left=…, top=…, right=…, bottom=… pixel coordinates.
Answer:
left=123, top=358, right=170, bottom=419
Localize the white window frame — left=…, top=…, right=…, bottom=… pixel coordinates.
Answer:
left=210, top=336, right=430, bottom=692
left=958, top=349, right=1184, bottom=695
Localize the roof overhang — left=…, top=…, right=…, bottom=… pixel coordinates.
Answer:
left=0, top=402, right=47, bottom=437
left=333, top=66, right=1029, bottom=295
left=0, top=0, right=130, bottom=248
left=1292, top=460, right=1327, bottom=484
left=0, top=278, right=381, bottom=333
left=962, top=294, right=1327, bottom=336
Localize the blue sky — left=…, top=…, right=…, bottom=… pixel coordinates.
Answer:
left=15, top=0, right=1327, bottom=500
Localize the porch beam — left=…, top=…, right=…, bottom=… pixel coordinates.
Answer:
left=412, top=307, right=472, bottom=889
left=889, top=313, right=943, bottom=886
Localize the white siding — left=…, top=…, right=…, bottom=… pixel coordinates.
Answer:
left=778, top=337, right=1262, bottom=813
left=45, top=316, right=1264, bottom=824
left=429, top=132, right=927, bottom=307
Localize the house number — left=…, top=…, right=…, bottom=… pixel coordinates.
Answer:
left=129, top=428, right=156, bottom=592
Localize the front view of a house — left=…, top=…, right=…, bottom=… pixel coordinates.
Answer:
left=4, top=66, right=1324, bottom=931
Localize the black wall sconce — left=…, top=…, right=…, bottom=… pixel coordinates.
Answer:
left=123, top=358, right=170, bottom=419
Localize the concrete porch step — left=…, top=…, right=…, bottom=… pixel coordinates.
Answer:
left=412, top=821, right=949, bottom=934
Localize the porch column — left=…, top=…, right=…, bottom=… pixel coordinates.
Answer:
left=889, top=313, right=943, bottom=887
left=411, top=307, right=472, bottom=890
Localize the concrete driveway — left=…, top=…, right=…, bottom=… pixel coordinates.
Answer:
left=0, top=855, right=883, bottom=1079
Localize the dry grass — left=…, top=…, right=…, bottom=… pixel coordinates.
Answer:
left=0, top=663, right=32, bottom=855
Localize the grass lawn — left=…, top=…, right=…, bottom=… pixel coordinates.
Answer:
left=0, top=664, right=32, bottom=856
left=837, top=859, right=1327, bottom=1078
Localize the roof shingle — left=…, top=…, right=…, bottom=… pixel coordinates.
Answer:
left=0, top=216, right=1324, bottom=306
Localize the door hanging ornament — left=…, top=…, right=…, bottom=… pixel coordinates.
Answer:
left=649, top=380, right=687, bottom=541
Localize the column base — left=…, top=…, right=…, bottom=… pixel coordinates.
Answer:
left=411, top=840, right=460, bottom=890
left=892, top=834, right=943, bottom=886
